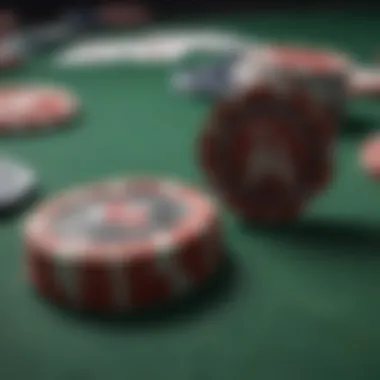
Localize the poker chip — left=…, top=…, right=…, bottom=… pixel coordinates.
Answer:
left=265, top=46, right=348, bottom=74
left=0, top=85, right=80, bottom=134
left=360, top=135, right=380, bottom=179
left=349, top=66, right=380, bottom=98
left=0, top=156, right=38, bottom=214
left=25, top=177, right=223, bottom=311
left=231, top=45, right=349, bottom=122
left=265, top=46, right=349, bottom=122
left=198, top=85, right=334, bottom=222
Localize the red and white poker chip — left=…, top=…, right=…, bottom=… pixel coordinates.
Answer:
left=349, top=66, right=380, bottom=98
left=266, top=46, right=349, bottom=124
left=0, top=85, right=80, bottom=134
left=360, top=135, right=380, bottom=179
left=232, top=45, right=349, bottom=85
left=230, top=45, right=349, bottom=122
left=24, top=177, right=223, bottom=311
left=265, top=45, right=349, bottom=75
left=199, top=85, right=333, bottom=222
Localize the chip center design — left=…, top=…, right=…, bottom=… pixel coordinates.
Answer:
left=52, top=193, right=187, bottom=245
left=103, top=202, right=149, bottom=227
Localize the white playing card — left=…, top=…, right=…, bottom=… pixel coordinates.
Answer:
left=55, top=30, right=249, bottom=67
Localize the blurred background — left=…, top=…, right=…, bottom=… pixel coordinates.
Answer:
left=1, top=0, right=378, bottom=26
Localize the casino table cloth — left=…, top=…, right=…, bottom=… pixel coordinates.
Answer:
left=2, top=11, right=380, bottom=380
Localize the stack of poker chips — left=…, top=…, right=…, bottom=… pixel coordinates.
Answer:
left=24, top=178, right=224, bottom=312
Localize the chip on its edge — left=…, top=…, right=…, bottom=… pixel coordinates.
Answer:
left=198, top=85, right=335, bottom=222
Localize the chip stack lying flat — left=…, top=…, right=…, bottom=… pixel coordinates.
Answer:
left=0, top=84, right=80, bottom=134
left=198, top=85, right=334, bottom=223
left=232, top=45, right=350, bottom=121
left=24, top=178, right=223, bottom=312
left=269, top=46, right=350, bottom=125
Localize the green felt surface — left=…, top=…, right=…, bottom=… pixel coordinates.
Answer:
left=1, top=12, right=380, bottom=380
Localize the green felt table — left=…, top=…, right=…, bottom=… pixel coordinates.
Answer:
left=1, top=11, right=380, bottom=380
